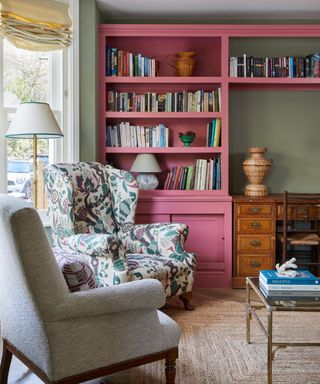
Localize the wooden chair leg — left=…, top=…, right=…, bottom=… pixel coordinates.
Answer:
left=0, top=340, right=12, bottom=384
left=165, top=349, right=178, bottom=384
left=179, top=292, right=194, bottom=310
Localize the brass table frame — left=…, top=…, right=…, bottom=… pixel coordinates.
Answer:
left=246, top=277, right=320, bottom=384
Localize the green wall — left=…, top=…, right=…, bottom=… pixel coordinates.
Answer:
left=230, top=90, right=320, bottom=194
left=229, top=37, right=320, bottom=193
left=79, top=9, right=320, bottom=192
left=79, top=0, right=101, bottom=161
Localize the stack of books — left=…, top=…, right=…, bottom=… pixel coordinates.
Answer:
left=259, top=270, right=320, bottom=298
left=106, top=122, right=169, bottom=148
left=229, top=53, right=320, bottom=78
left=163, top=156, right=221, bottom=191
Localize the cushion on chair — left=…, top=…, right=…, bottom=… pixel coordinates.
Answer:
left=127, top=253, right=189, bottom=286
left=53, top=247, right=98, bottom=292
left=278, top=232, right=320, bottom=245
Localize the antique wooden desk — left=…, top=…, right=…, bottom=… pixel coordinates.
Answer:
left=233, top=194, right=308, bottom=288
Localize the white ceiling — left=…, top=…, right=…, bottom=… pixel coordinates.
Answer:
left=96, top=0, right=320, bottom=21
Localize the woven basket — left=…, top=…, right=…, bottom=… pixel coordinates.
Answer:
left=168, top=51, right=196, bottom=77
left=175, top=58, right=195, bottom=76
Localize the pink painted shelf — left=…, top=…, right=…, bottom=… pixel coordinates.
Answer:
left=105, top=76, right=222, bottom=84
left=99, top=24, right=320, bottom=289
left=228, top=77, right=320, bottom=84
left=105, top=147, right=222, bottom=154
left=105, top=112, right=222, bottom=119
left=139, top=189, right=227, bottom=197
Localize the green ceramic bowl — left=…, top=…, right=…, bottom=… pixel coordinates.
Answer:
left=179, top=135, right=195, bottom=147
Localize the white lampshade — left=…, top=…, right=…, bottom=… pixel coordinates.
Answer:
left=5, top=102, right=63, bottom=139
left=130, top=154, right=161, bottom=173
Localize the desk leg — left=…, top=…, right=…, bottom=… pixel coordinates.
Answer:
left=246, top=279, right=251, bottom=344
left=267, top=309, right=273, bottom=384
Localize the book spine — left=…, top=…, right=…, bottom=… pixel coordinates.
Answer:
left=106, top=46, right=112, bottom=76
left=111, top=48, right=118, bottom=76
left=169, top=167, right=177, bottom=190
left=260, top=276, right=320, bottom=285
left=260, top=280, right=320, bottom=291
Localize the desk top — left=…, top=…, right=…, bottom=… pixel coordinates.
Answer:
left=233, top=194, right=283, bottom=203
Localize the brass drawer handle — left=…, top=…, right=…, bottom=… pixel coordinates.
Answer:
left=249, top=207, right=261, bottom=213
left=250, top=261, right=262, bottom=268
left=251, top=222, right=261, bottom=228
left=250, top=240, right=262, bottom=247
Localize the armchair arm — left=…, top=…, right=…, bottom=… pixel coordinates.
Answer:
left=64, top=234, right=130, bottom=286
left=123, top=222, right=196, bottom=269
left=66, top=233, right=120, bottom=258
left=46, top=279, right=165, bottom=321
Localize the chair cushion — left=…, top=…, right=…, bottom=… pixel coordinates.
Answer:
left=127, top=253, right=189, bottom=286
left=278, top=232, right=320, bottom=245
left=53, top=247, right=98, bottom=292
left=288, top=233, right=320, bottom=245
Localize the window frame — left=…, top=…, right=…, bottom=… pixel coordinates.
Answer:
left=0, top=0, right=79, bottom=224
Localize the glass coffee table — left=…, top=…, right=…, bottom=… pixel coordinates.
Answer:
left=246, top=277, right=320, bottom=384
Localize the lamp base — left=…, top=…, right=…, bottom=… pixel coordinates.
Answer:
left=136, top=173, right=159, bottom=190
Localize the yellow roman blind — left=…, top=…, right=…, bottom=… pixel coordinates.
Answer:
left=0, top=0, right=72, bottom=51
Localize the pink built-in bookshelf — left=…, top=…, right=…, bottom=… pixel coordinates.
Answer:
left=99, top=24, right=320, bottom=288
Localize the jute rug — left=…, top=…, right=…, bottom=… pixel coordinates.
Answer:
left=4, top=289, right=320, bottom=383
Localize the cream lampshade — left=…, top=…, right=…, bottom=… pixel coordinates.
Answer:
left=5, top=102, right=63, bottom=207
left=130, top=153, right=161, bottom=190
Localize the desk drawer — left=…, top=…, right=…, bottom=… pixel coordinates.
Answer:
left=238, top=255, right=273, bottom=276
left=237, top=204, right=273, bottom=217
left=237, top=235, right=274, bottom=254
left=277, top=205, right=320, bottom=220
left=237, top=218, right=273, bottom=234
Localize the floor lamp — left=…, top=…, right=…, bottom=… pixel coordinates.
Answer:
left=5, top=102, right=63, bottom=208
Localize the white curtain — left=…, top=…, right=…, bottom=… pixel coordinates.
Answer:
left=0, top=0, right=72, bottom=51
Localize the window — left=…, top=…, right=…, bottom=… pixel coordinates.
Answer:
left=1, top=40, right=62, bottom=207
left=0, top=0, right=79, bottom=216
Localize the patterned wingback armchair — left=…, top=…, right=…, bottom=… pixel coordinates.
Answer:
left=45, top=162, right=196, bottom=309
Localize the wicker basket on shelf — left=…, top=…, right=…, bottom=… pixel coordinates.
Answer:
left=168, top=51, right=196, bottom=77
left=242, top=147, right=272, bottom=197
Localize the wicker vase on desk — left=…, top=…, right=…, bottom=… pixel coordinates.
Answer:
left=242, top=147, right=272, bottom=197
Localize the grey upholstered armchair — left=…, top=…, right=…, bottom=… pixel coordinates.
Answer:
left=0, top=195, right=180, bottom=384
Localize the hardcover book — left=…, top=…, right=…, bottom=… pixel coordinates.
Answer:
left=260, top=285, right=320, bottom=299
left=259, top=278, right=320, bottom=292
left=260, top=270, right=319, bottom=285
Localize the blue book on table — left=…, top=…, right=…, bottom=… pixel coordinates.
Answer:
left=260, top=270, right=320, bottom=285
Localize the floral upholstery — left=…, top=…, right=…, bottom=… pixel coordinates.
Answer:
left=44, top=162, right=196, bottom=298
left=44, top=162, right=128, bottom=286
left=53, top=247, right=98, bottom=292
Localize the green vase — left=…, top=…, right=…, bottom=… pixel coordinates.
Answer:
left=179, top=135, right=195, bottom=147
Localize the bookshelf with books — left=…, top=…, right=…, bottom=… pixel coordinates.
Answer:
left=99, top=24, right=320, bottom=289
left=99, top=24, right=232, bottom=288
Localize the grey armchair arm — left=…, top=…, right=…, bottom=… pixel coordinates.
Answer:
left=48, top=279, right=166, bottom=321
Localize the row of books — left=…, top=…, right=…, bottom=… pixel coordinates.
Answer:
left=259, top=269, right=320, bottom=295
left=206, top=119, right=221, bottom=147
left=106, top=122, right=169, bottom=148
left=106, top=46, right=159, bottom=77
left=107, top=89, right=221, bottom=113
left=163, top=157, right=221, bottom=191
left=229, top=53, right=320, bottom=78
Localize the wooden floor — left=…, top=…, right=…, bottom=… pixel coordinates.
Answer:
left=1, top=288, right=247, bottom=384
